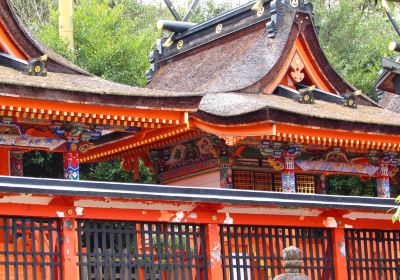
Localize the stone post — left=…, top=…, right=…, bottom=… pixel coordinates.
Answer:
left=273, top=246, right=309, bottom=280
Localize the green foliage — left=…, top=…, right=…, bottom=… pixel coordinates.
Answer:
left=326, top=175, right=377, bottom=197
left=29, top=0, right=159, bottom=86
left=23, top=151, right=63, bottom=179
left=9, top=0, right=57, bottom=33
left=393, top=195, right=400, bottom=223
left=191, top=0, right=233, bottom=23
left=80, top=159, right=154, bottom=183
left=313, top=0, right=395, bottom=99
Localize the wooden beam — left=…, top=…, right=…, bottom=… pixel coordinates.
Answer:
left=0, top=96, right=186, bottom=125
left=191, top=118, right=275, bottom=136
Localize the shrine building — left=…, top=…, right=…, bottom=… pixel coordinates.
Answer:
left=0, top=0, right=398, bottom=280
left=84, top=0, right=400, bottom=199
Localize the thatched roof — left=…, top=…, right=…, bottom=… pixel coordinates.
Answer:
left=149, top=11, right=295, bottom=93
left=199, top=92, right=400, bottom=127
left=375, top=57, right=400, bottom=95
left=0, top=0, right=202, bottom=111
left=0, top=66, right=201, bottom=98
left=0, top=66, right=202, bottom=110
left=148, top=0, right=377, bottom=111
left=379, top=90, right=400, bottom=114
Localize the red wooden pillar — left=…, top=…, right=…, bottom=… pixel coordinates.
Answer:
left=61, top=218, right=79, bottom=279
left=332, top=227, right=348, bottom=280
left=0, top=148, right=10, bottom=176
left=133, top=156, right=140, bottom=182
left=205, top=223, right=223, bottom=280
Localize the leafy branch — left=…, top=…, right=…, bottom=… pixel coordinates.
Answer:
left=392, top=195, right=400, bottom=223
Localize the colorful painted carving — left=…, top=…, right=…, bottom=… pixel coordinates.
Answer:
left=282, top=156, right=296, bottom=193
left=220, top=136, right=244, bottom=146
left=282, top=172, right=296, bottom=193
left=153, top=136, right=221, bottom=182
left=10, top=150, right=23, bottom=177
left=296, top=160, right=379, bottom=176
left=265, top=157, right=285, bottom=171
left=159, top=159, right=218, bottom=182
left=64, top=133, right=80, bottom=181
left=0, top=134, right=65, bottom=150
left=0, top=124, right=21, bottom=135
left=324, top=151, right=349, bottom=163
left=196, top=137, right=213, bottom=155
left=377, top=177, right=390, bottom=198
left=220, top=158, right=233, bottom=189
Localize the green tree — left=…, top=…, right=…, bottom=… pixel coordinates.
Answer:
left=10, top=0, right=230, bottom=182
left=34, top=0, right=160, bottom=86
left=23, top=151, right=63, bottom=179
left=12, top=0, right=160, bottom=182
left=9, top=0, right=57, bottom=33
left=393, top=195, right=400, bottom=223
left=313, top=0, right=395, bottom=99
left=80, top=159, right=154, bottom=183
left=326, top=175, right=377, bottom=197
left=190, top=0, right=233, bottom=22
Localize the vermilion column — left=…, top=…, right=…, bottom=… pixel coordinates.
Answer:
left=60, top=218, right=79, bottom=279
left=0, top=148, right=10, bottom=176
left=64, top=132, right=80, bottom=180
left=10, top=150, right=23, bottom=177
left=205, top=223, right=223, bottom=279
left=377, top=163, right=390, bottom=198
left=281, top=154, right=296, bottom=193
left=332, top=227, right=348, bottom=280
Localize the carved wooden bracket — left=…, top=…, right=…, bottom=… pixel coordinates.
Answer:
left=220, top=136, right=244, bottom=146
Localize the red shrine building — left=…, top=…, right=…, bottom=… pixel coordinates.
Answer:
left=0, top=0, right=398, bottom=279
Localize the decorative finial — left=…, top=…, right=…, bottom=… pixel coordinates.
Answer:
left=282, top=246, right=303, bottom=273
left=273, top=247, right=310, bottom=280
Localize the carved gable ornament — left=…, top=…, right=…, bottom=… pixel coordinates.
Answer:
left=290, top=53, right=305, bottom=83
left=290, top=0, right=299, bottom=8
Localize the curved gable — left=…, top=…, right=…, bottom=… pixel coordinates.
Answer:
left=0, top=0, right=89, bottom=75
